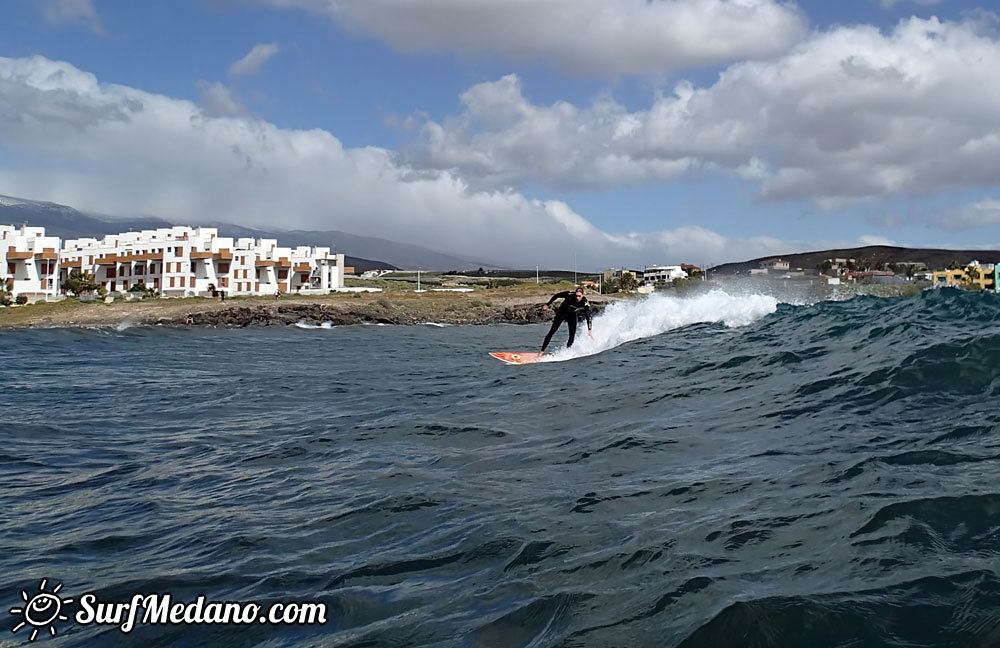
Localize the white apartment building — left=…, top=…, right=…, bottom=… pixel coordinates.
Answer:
left=643, top=265, right=688, bottom=283
left=1, top=225, right=61, bottom=302
left=59, top=226, right=344, bottom=297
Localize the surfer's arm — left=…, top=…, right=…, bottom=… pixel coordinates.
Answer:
left=543, top=291, right=571, bottom=310
left=546, top=291, right=571, bottom=306
left=584, top=303, right=593, bottom=336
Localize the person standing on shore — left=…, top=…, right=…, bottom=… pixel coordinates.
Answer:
left=541, top=287, right=593, bottom=353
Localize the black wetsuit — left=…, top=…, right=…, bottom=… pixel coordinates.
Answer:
left=541, top=291, right=592, bottom=352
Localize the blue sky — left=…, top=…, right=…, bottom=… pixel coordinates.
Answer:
left=3, top=0, right=1000, bottom=268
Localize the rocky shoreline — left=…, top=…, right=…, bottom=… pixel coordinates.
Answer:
left=0, top=291, right=620, bottom=329
left=162, top=301, right=610, bottom=328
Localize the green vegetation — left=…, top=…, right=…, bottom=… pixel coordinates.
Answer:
left=64, top=270, right=98, bottom=296
left=129, top=281, right=160, bottom=299
left=618, top=273, right=639, bottom=293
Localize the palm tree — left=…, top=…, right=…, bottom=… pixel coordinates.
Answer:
left=966, top=265, right=981, bottom=289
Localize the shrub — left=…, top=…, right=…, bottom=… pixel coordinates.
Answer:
left=64, top=270, right=98, bottom=296
left=15, top=294, right=28, bottom=305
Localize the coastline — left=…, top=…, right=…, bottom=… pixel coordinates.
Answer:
left=0, top=289, right=625, bottom=330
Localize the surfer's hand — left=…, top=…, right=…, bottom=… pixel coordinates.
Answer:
left=588, top=330, right=594, bottom=339
left=542, top=305, right=549, bottom=312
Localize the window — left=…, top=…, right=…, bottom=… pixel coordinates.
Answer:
left=107, top=267, right=116, bottom=278
left=179, top=276, right=185, bottom=287
left=219, top=262, right=230, bottom=273
left=169, top=277, right=175, bottom=287
left=7, top=262, right=15, bottom=275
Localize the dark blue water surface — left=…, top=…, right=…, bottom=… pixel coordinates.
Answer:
left=4, top=287, right=1000, bottom=647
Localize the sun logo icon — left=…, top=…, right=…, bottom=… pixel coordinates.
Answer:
left=9, top=579, right=73, bottom=642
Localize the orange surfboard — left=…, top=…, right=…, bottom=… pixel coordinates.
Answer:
left=489, top=351, right=547, bottom=365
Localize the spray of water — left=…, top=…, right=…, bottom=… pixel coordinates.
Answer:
left=543, top=289, right=780, bottom=362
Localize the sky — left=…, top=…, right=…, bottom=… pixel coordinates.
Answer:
left=3, top=0, right=1000, bottom=269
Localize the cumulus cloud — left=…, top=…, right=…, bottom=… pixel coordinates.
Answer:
left=196, top=81, right=245, bottom=118
left=0, top=55, right=815, bottom=269
left=932, top=199, right=1000, bottom=230
left=229, top=43, right=280, bottom=79
left=252, top=0, right=807, bottom=77
left=406, top=16, right=1000, bottom=207
left=39, top=0, right=104, bottom=35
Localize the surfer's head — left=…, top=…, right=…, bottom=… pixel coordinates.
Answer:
left=574, top=287, right=584, bottom=300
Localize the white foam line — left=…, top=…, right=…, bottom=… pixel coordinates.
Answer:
left=543, top=290, right=780, bottom=362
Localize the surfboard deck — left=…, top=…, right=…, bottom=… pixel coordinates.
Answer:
left=489, top=351, right=547, bottom=365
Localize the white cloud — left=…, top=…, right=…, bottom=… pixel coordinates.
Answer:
left=252, top=0, right=807, bottom=77
left=880, top=0, right=943, bottom=9
left=229, top=43, right=280, bottom=79
left=405, top=16, right=1000, bottom=207
left=39, top=0, right=104, bottom=35
left=0, top=55, right=816, bottom=269
left=858, top=234, right=899, bottom=246
left=932, top=199, right=1000, bottom=230
left=196, top=81, right=245, bottom=118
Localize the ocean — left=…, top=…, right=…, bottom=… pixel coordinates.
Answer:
left=3, top=286, right=1000, bottom=647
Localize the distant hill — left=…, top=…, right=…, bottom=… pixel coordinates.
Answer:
left=709, top=245, right=1000, bottom=275
left=0, top=194, right=494, bottom=271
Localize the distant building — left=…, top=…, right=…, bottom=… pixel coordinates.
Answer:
left=932, top=261, right=999, bottom=292
left=1, top=225, right=61, bottom=302
left=643, top=265, right=688, bottom=283
left=760, top=258, right=790, bottom=271
left=59, top=226, right=344, bottom=297
left=602, top=268, right=643, bottom=284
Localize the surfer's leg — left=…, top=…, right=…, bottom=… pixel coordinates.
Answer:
left=566, top=315, right=578, bottom=348
left=541, top=313, right=565, bottom=352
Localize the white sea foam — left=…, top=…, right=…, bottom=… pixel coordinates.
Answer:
left=422, top=322, right=453, bottom=327
left=294, top=321, right=334, bottom=330
left=543, top=290, right=779, bottom=362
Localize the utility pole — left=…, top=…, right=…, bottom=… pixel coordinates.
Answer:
left=536, top=265, right=539, bottom=284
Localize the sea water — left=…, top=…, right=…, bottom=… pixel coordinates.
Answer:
left=3, top=286, right=1000, bottom=646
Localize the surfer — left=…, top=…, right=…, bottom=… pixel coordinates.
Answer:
left=541, top=287, right=594, bottom=352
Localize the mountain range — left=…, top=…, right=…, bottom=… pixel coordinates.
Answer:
left=0, top=194, right=495, bottom=272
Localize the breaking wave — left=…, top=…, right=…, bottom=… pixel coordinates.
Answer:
left=545, top=289, right=780, bottom=362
